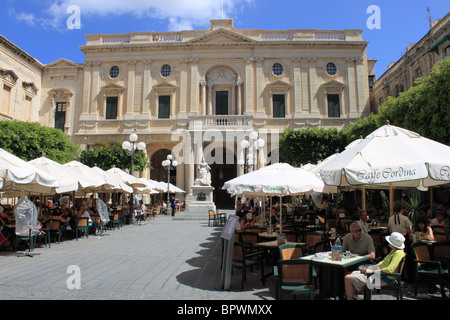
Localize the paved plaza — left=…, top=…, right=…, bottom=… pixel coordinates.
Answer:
left=0, top=209, right=447, bottom=302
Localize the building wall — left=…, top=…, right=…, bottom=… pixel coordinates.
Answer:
left=0, top=35, right=43, bottom=122
left=372, top=13, right=450, bottom=111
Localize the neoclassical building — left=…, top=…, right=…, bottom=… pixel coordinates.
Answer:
left=1, top=18, right=376, bottom=206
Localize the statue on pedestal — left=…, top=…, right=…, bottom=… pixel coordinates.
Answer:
left=195, top=157, right=211, bottom=186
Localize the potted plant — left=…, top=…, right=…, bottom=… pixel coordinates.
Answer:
left=404, top=196, right=426, bottom=226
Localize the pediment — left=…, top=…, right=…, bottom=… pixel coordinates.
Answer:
left=266, top=80, right=292, bottom=88
left=320, top=79, right=346, bottom=88
left=45, top=58, right=80, bottom=68
left=100, top=83, right=126, bottom=93
left=153, top=82, right=177, bottom=89
left=188, top=29, right=256, bottom=45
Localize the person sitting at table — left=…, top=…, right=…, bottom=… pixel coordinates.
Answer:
left=270, top=207, right=280, bottom=225
left=430, top=210, right=446, bottom=228
left=357, top=210, right=370, bottom=234
left=344, top=232, right=406, bottom=300
left=413, top=217, right=434, bottom=241
left=342, top=222, right=376, bottom=260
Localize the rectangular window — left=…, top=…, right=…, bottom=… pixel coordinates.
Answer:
left=106, top=96, right=118, bottom=119
left=158, top=95, right=170, bottom=119
left=272, top=94, right=285, bottom=118
left=54, top=102, right=66, bottom=131
left=1, top=85, right=11, bottom=115
left=215, top=91, right=228, bottom=115
left=327, top=94, right=340, bottom=118
left=368, top=75, right=375, bottom=92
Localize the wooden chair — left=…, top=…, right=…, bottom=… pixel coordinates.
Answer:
left=274, top=259, right=314, bottom=300
left=49, top=220, right=63, bottom=244
left=75, top=217, right=89, bottom=240
left=208, top=210, right=218, bottom=227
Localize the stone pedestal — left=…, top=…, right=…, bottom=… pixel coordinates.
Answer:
left=183, top=185, right=216, bottom=219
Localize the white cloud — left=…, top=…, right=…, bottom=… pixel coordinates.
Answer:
left=14, top=0, right=254, bottom=31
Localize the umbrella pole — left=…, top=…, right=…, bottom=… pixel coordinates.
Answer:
left=269, top=196, right=272, bottom=233
left=362, top=186, right=366, bottom=211
left=279, top=195, right=282, bottom=234
left=389, top=183, right=394, bottom=216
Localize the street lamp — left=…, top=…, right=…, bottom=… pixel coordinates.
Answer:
left=238, top=130, right=265, bottom=173
left=122, top=132, right=146, bottom=221
left=162, top=154, right=178, bottom=215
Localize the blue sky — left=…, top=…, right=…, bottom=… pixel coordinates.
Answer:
left=1, top=0, right=449, bottom=77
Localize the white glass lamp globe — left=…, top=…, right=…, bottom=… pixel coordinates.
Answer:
left=257, top=139, right=265, bottom=148
left=122, top=141, right=131, bottom=151
left=249, top=131, right=258, bottom=140
left=137, top=142, right=146, bottom=151
left=172, top=160, right=178, bottom=167
left=129, top=133, right=138, bottom=142
left=240, top=140, right=249, bottom=149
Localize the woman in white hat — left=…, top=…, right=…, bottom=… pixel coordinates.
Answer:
left=344, top=232, right=406, bottom=300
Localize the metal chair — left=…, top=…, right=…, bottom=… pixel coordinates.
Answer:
left=274, top=259, right=314, bottom=300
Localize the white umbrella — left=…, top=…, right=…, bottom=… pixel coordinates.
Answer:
left=136, top=178, right=159, bottom=194
left=319, top=123, right=450, bottom=214
left=223, top=163, right=331, bottom=197
left=63, top=160, right=114, bottom=193
left=91, top=166, right=133, bottom=194
left=28, top=156, right=80, bottom=194
left=105, top=167, right=147, bottom=191
left=0, top=148, right=59, bottom=195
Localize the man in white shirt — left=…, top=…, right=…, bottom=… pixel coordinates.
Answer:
left=357, top=210, right=370, bottom=234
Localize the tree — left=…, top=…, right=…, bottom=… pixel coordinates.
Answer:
left=0, top=120, right=78, bottom=163
left=78, top=142, right=148, bottom=172
left=279, top=127, right=347, bottom=166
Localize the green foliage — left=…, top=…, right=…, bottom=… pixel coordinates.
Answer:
left=279, top=127, right=347, bottom=166
left=341, top=113, right=383, bottom=144
left=0, top=120, right=78, bottom=163
left=404, top=196, right=426, bottom=226
left=78, top=142, right=148, bottom=172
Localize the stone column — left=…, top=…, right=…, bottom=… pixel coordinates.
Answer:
left=231, top=82, right=236, bottom=115
left=308, top=57, right=319, bottom=116
left=347, top=58, right=358, bottom=118
left=90, top=61, right=101, bottom=115
left=179, top=58, right=188, bottom=116
left=236, top=80, right=243, bottom=115
left=301, top=58, right=309, bottom=113
left=190, top=58, right=199, bottom=114
left=255, top=57, right=265, bottom=117
left=200, top=80, right=207, bottom=115
left=244, top=57, right=255, bottom=115
left=125, top=60, right=136, bottom=116
left=293, top=58, right=302, bottom=117
left=142, top=60, right=152, bottom=116
left=356, top=58, right=366, bottom=115
left=207, top=83, right=213, bottom=115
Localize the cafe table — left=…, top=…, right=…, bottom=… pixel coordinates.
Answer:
left=300, top=251, right=369, bottom=300
left=258, top=231, right=279, bottom=241
left=253, top=240, right=307, bottom=281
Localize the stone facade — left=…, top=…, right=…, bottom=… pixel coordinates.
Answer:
left=372, top=13, right=450, bottom=112
left=0, top=19, right=376, bottom=206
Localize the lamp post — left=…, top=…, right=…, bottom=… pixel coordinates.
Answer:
left=238, top=130, right=265, bottom=173
left=122, top=132, right=146, bottom=221
left=162, top=154, right=178, bottom=215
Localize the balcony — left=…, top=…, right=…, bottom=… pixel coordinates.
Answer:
left=188, top=115, right=253, bottom=131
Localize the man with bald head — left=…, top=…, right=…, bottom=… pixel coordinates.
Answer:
left=342, top=222, right=376, bottom=260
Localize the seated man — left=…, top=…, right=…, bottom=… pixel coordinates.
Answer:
left=357, top=210, right=370, bottom=234
left=345, top=232, right=406, bottom=300
left=342, top=222, right=376, bottom=260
